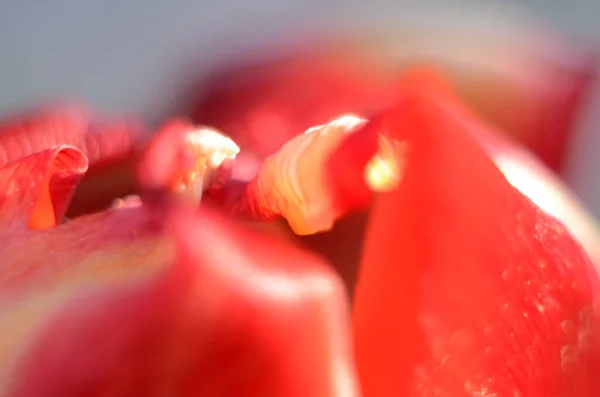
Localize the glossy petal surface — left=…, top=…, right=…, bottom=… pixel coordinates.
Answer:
left=350, top=71, right=600, bottom=396
left=5, top=209, right=357, bottom=397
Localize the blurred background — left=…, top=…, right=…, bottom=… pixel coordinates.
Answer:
left=0, top=0, right=599, bottom=217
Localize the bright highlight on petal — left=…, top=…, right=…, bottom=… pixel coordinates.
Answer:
left=364, top=135, right=407, bottom=192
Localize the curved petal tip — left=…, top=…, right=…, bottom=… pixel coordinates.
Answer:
left=0, top=146, right=88, bottom=231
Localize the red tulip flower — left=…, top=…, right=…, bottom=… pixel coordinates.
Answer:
left=0, top=69, right=597, bottom=397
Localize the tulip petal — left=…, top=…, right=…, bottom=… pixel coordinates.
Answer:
left=3, top=208, right=358, bottom=397
left=352, top=71, right=600, bottom=396
left=467, top=116, right=600, bottom=268
left=0, top=147, right=88, bottom=230
left=137, top=119, right=194, bottom=192
left=0, top=104, right=146, bottom=217
left=0, top=104, right=140, bottom=168
left=189, top=40, right=596, bottom=172
left=190, top=49, right=390, bottom=159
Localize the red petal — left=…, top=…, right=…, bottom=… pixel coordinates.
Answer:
left=0, top=146, right=88, bottom=230
left=0, top=104, right=140, bottom=168
left=190, top=49, right=391, bottom=159
left=7, top=209, right=359, bottom=397
left=137, top=119, right=196, bottom=191
left=467, top=116, right=600, bottom=267
left=352, top=71, right=600, bottom=396
left=327, top=68, right=600, bottom=263
left=189, top=43, right=595, bottom=172
left=0, top=104, right=144, bottom=217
